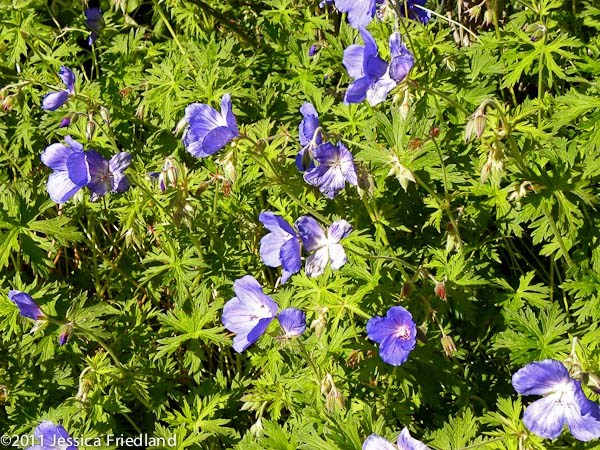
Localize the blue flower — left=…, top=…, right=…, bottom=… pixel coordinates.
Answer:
left=366, top=306, right=417, bottom=366
left=389, top=32, right=415, bottom=83
left=259, top=212, right=301, bottom=284
left=85, top=150, right=132, bottom=202
left=309, top=44, right=318, bottom=56
left=512, top=359, right=600, bottom=441
left=334, top=0, right=378, bottom=28
left=295, top=216, right=352, bottom=277
left=363, top=428, right=430, bottom=450
left=222, top=275, right=279, bottom=352
left=26, top=421, right=77, bottom=450
left=8, top=290, right=45, bottom=320
left=297, top=102, right=322, bottom=172
left=278, top=307, right=306, bottom=338
left=42, top=66, right=75, bottom=111
left=182, top=93, right=239, bottom=158
left=343, top=28, right=395, bottom=106
left=343, top=29, right=414, bottom=106
left=303, top=142, right=358, bottom=199
left=84, top=7, right=104, bottom=45
left=397, top=0, right=430, bottom=24
left=40, top=136, right=90, bottom=203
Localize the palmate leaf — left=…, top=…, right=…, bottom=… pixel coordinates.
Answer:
left=492, top=304, right=571, bottom=365
left=428, top=409, right=481, bottom=449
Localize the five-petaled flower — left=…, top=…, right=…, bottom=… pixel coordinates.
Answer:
left=297, top=102, right=322, bottom=172
left=303, top=142, right=358, bottom=199
left=8, top=290, right=45, bottom=320
left=363, top=428, right=430, bottom=450
left=278, top=307, right=306, bottom=338
left=222, top=275, right=279, bottom=352
left=182, top=93, right=239, bottom=158
left=512, top=359, right=600, bottom=441
left=26, top=420, right=77, bottom=450
left=85, top=150, right=132, bottom=202
left=42, top=66, right=75, bottom=111
left=367, top=306, right=417, bottom=366
left=41, top=136, right=90, bottom=203
left=343, top=29, right=414, bottom=106
left=295, top=216, right=352, bottom=277
left=259, top=211, right=301, bottom=284
left=84, top=7, right=104, bottom=45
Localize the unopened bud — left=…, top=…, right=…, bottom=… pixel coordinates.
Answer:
left=86, top=117, right=96, bottom=141
left=2, top=95, right=14, bottom=111
left=135, top=102, right=145, bottom=120
left=59, top=116, right=72, bottom=128
left=99, top=106, right=111, bottom=125
left=357, top=164, right=375, bottom=199
left=217, top=149, right=237, bottom=184
left=346, top=349, right=363, bottom=367
left=441, top=335, right=457, bottom=357
left=0, top=385, right=7, bottom=403
left=320, top=374, right=345, bottom=413
left=75, top=376, right=92, bottom=404
left=249, top=418, right=264, bottom=438
left=58, top=322, right=74, bottom=346
left=400, top=281, right=412, bottom=298
left=310, top=307, right=328, bottom=338
left=465, top=106, right=486, bottom=143
left=434, top=281, right=447, bottom=301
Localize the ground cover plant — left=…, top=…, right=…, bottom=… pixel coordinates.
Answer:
left=2, top=0, right=600, bottom=449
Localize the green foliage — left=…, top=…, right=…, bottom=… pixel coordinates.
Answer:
left=2, top=0, right=600, bottom=449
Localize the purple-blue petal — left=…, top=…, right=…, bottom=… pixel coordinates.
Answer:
left=34, top=421, right=76, bottom=450
left=397, top=427, right=430, bottom=450
left=343, top=44, right=366, bottom=80
left=328, top=220, right=353, bottom=243
left=278, top=307, right=306, bottom=337
left=66, top=151, right=90, bottom=187
left=295, top=216, right=326, bottom=251
left=367, top=306, right=416, bottom=366
left=58, top=66, right=75, bottom=93
left=389, top=34, right=414, bottom=83
left=280, top=237, right=302, bottom=281
left=46, top=171, right=84, bottom=203
left=363, top=434, right=397, bottom=450
left=221, top=93, right=239, bottom=137
left=522, top=395, right=567, bottom=439
left=304, top=247, right=330, bottom=277
left=299, top=102, right=321, bottom=147
left=8, top=290, right=45, bottom=320
left=42, top=91, right=69, bottom=111
left=512, top=359, right=570, bottom=396
left=344, top=77, right=373, bottom=104
left=335, top=0, right=377, bottom=28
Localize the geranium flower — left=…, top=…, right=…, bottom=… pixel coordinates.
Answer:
left=26, top=421, right=77, bottom=450
left=85, top=150, right=132, bottom=201
left=363, top=428, right=430, bottom=450
left=222, top=275, right=278, bottom=352
left=334, top=0, right=378, bottom=28
left=40, top=136, right=90, bottom=203
left=295, top=216, right=352, bottom=277
left=8, top=290, right=45, bottom=320
left=182, top=93, right=239, bottom=158
left=512, top=359, right=600, bottom=441
left=84, top=7, right=104, bottom=45
left=343, top=28, right=395, bottom=106
left=303, top=142, right=358, bottom=199
left=366, top=306, right=417, bottom=366
left=259, top=211, right=301, bottom=284
left=297, top=102, right=322, bottom=172
left=278, top=307, right=306, bottom=338
left=42, top=66, right=75, bottom=111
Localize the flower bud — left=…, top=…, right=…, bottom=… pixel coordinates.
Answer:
left=321, top=374, right=345, bottom=413
left=465, top=105, right=486, bottom=143
left=0, top=385, right=7, bottom=403
left=434, top=280, right=447, bottom=301
left=356, top=164, right=375, bottom=199
left=441, top=335, right=457, bottom=357
left=310, top=307, right=328, bottom=338
left=58, top=322, right=74, bottom=346
left=388, top=156, right=415, bottom=191
left=99, top=106, right=111, bottom=125
left=59, top=116, right=72, bottom=128
left=86, top=117, right=96, bottom=141
left=400, top=281, right=412, bottom=298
